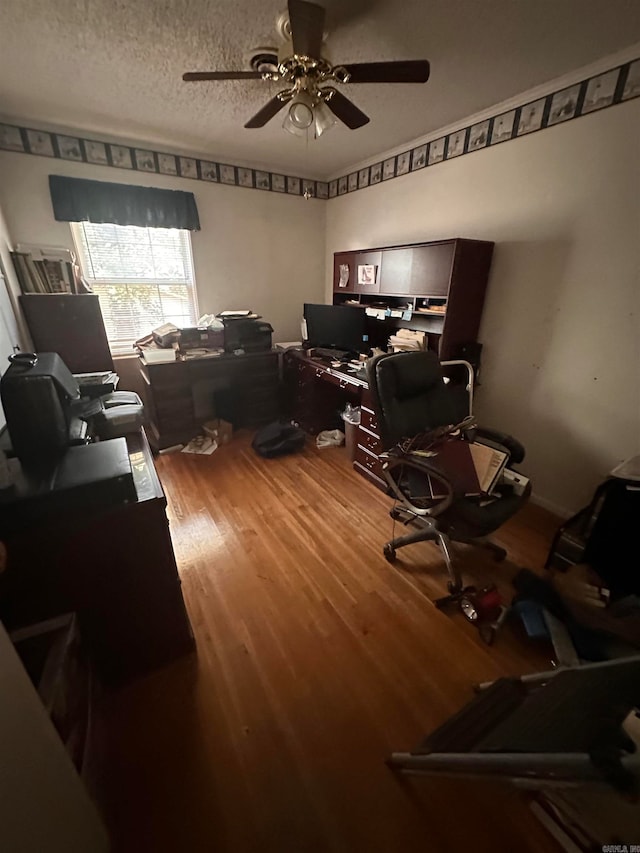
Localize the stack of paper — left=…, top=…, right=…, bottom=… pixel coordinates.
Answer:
left=469, top=442, right=509, bottom=494
left=388, top=328, right=426, bottom=352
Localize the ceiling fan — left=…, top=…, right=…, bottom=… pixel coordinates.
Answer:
left=182, top=0, right=430, bottom=137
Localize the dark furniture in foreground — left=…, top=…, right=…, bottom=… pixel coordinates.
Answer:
left=140, top=350, right=279, bottom=451
left=0, top=428, right=193, bottom=683
left=19, top=294, right=113, bottom=373
left=366, top=351, right=531, bottom=598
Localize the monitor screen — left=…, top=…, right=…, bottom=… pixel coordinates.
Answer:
left=303, top=304, right=366, bottom=353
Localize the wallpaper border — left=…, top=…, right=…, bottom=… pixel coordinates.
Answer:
left=0, top=57, right=638, bottom=202
left=329, top=57, right=640, bottom=198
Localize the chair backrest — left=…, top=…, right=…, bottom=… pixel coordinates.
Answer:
left=366, top=351, right=470, bottom=450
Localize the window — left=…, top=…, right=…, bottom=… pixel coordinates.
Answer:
left=71, top=222, right=198, bottom=353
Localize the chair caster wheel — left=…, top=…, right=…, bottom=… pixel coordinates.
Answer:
left=447, top=581, right=462, bottom=594
left=493, top=547, right=507, bottom=563
left=383, top=544, right=397, bottom=563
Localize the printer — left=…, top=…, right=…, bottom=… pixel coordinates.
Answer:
left=0, top=352, right=144, bottom=465
left=222, top=318, right=273, bottom=353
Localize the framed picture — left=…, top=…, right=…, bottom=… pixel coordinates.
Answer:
left=135, top=149, right=156, bottom=172
left=547, top=84, right=581, bottom=126
left=517, top=97, right=547, bottom=135
left=582, top=69, right=619, bottom=114
left=428, top=137, right=445, bottom=164
left=238, top=167, right=254, bottom=188
left=396, top=151, right=410, bottom=175
left=468, top=120, right=489, bottom=152
left=85, top=140, right=108, bottom=165
left=370, top=163, right=382, bottom=184
left=491, top=110, right=516, bottom=144
left=0, top=124, right=24, bottom=152
left=158, top=153, right=178, bottom=175
left=348, top=172, right=358, bottom=192
left=382, top=157, right=395, bottom=180
left=622, top=59, right=640, bottom=101
left=255, top=170, right=270, bottom=190
left=287, top=176, right=300, bottom=195
left=272, top=173, right=286, bottom=192
left=411, top=144, right=427, bottom=171
left=357, top=264, right=377, bottom=285
left=26, top=130, right=54, bottom=157
left=110, top=144, right=133, bottom=168
left=57, top=135, right=83, bottom=161
left=358, top=167, right=370, bottom=189
left=316, top=182, right=329, bottom=199
left=446, top=129, right=466, bottom=159
left=220, top=164, right=236, bottom=185
left=179, top=157, right=197, bottom=178
left=302, top=181, right=315, bottom=198
left=328, top=180, right=337, bottom=197
left=338, top=176, right=348, bottom=195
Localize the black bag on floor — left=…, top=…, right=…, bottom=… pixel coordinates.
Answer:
left=252, top=421, right=306, bottom=458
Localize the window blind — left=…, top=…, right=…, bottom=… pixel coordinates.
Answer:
left=71, top=222, right=198, bottom=353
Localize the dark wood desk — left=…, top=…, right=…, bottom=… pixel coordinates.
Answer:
left=282, top=349, right=386, bottom=491
left=139, top=351, right=279, bottom=451
left=0, top=429, right=194, bottom=682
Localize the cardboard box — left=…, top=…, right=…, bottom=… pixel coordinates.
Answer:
left=203, top=418, right=233, bottom=445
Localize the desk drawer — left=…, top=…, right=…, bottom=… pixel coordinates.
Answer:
left=361, top=405, right=379, bottom=436
left=358, top=425, right=382, bottom=456
left=353, top=460, right=387, bottom=492
left=354, top=444, right=383, bottom=479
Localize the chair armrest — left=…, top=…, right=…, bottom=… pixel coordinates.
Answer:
left=475, top=427, right=525, bottom=464
left=382, top=451, right=458, bottom=516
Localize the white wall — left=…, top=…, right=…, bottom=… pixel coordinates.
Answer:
left=0, top=153, right=326, bottom=344
left=325, top=101, right=640, bottom=516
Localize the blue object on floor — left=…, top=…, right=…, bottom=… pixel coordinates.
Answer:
left=513, top=599, right=549, bottom=639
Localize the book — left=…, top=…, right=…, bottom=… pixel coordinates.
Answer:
left=469, top=441, right=509, bottom=494
left=426, top=439, right=482, bottom=497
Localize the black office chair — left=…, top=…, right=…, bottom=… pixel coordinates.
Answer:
left=366, top=351, right=531, bottom=605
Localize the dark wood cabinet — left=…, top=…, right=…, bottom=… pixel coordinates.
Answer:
left=19, top=294, right=113, bottom=372
left=332, top=238, right=494, bottom=365
left=0, top=429, right=194, bottom=682
left=140, top=351, right=279, bottom=451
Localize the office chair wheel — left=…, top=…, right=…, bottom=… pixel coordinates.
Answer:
left=383, top=544, right=397, bottom=563
left=492, top=547, right=508, bottom=563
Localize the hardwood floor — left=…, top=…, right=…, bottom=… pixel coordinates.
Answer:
left=100, top=433, right=562, bottom=852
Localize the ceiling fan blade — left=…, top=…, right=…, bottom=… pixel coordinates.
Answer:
left=288, top=0, right=325, bottom=58
left=244, top=96, right=288, bottom=128
left=324, top=90, right=369, bottom=129
left=183, top=71, right=264, bottom=81
left=339, top=60, right=430, bottom=84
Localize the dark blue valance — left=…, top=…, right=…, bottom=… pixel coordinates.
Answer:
left=49, top=175, right=201, bottom=231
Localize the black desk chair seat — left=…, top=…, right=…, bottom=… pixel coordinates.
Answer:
left=366, top=351, right=531, bottom=603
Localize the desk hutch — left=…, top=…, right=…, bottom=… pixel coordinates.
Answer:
left=333, top=237, right=494, bottom=365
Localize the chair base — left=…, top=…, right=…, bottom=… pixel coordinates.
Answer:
left=384, top=507, right=508, bottom=605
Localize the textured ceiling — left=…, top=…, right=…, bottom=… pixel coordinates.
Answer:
left=0, top=0, right=639, bottom=178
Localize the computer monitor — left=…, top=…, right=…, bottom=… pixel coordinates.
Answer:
left=303, top=304, right=366, bottom=354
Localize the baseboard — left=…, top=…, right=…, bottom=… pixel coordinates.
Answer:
left=530, top=492, right=573, bottom=520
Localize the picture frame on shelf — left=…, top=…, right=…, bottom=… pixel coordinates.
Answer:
left=179, top=157, right=197, bottom=178
left=468, top=120, right=490, bottom=152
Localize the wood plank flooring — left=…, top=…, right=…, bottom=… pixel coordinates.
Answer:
left=99, top=433, right=562, bottom=852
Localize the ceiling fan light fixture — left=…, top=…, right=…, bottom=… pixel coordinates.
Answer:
left=313, top=97, right=336, bottom=138
left=283, top=90, right=315, bottom=135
